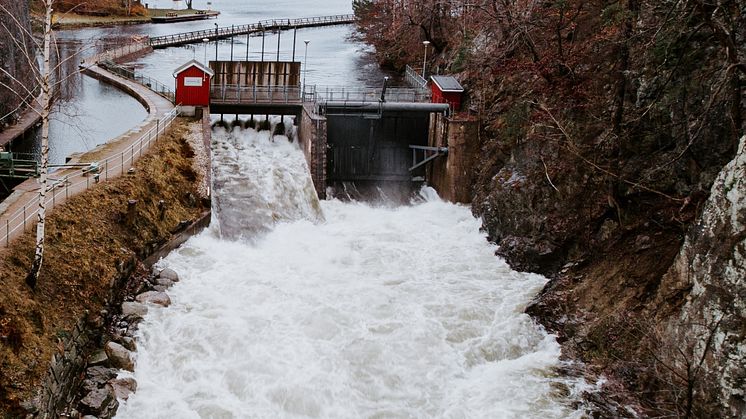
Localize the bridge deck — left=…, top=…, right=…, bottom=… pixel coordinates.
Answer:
left=150, top=15, right=355, bottom=49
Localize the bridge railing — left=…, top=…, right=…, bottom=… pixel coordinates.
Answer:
left=211, top=84, right=302, bottom=104
left=150, top=14, right=355, bottom=48
left=405, top=65, right=428, bottom=90
left=306, top=85, right=431, bottom=104
left=0, top=108, right=180, bottom=248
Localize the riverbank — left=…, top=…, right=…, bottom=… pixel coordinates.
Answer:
left=51, top=8, right=217, bottom=29
left=0, top=118, right=209, bottom=416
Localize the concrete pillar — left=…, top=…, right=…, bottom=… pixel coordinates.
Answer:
left=298, top=104, right=327, bottom=199
left=427, top=113, right=480, bottom=204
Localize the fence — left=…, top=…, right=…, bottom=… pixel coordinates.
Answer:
left=405, top=65, right=428, bottom=90
left=149, top=14, right=355, bottom=48
left=211, top=84, right=302, bottom=104
left=305, top=85, right=431, bottom=105
left=0, top=108, right=179, bottom=248
left=100, top=61, right=175, bottom=103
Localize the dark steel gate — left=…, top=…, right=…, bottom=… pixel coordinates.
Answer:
left=326, top=112, right=430, bottom=182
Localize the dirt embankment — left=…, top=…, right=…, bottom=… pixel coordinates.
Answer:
left=0, top=119, right=208, bottom=416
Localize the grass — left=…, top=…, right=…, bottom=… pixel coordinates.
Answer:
left=0, top=119, right=206, bottom=415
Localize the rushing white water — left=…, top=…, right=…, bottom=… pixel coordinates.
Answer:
left=115, top=128, right=586, bottom=418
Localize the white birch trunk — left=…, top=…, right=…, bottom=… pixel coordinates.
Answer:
left=26, top=0, right=52, bottom=289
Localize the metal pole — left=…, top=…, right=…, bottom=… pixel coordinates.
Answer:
left=230, top=25, right=234, bottom=61
left=246, top=31, right=250, bottom=61
left=6, top=219, right=8, bottom=246
left=303, top=40, right=309, bottom=93
left=276, top=29, right=281, bottom=62
left=422, top=40, right=430, bottom=79
left=215, top=23, right=219, bottom=62
left=291, top=27, right=297, bottom=62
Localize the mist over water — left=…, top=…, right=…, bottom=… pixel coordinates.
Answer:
left=115, top=127, right=587, bottom=418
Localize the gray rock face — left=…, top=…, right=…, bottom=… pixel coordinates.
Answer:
left=88, top=350, right=109, bottom=367
left=658, top=135, right=746, bottom=417
left=80, top=387, right=118, bottom=419
left=158, top=268, right=180, bottom=282
left=118, top=336, right=137, bottom=352
left=135, top=291, right=172, bottom=307
left=104, top=342, right=134, bottom=372
left=155, top=277, right=174, bottom=287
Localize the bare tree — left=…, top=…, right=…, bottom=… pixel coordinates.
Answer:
left=184, top=0, right=194, bottom=10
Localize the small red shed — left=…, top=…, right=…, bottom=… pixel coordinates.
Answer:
left=173, top=59, right=214, bottom=106
left=430, top=75, right=465, bottom=111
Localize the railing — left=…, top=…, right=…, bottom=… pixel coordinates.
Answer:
left=306, top=85, right=431, bottom=104
left=100, top=61, right=175, bottom=103
left=149, top=14, right=356, bottom=48
left=211, top=84, right=302, bottom=104
left=0, top=108, right=179, bottom=248
left=405, top=65, right=428, bottom=90
left=96, top=39, right=150, bottom=63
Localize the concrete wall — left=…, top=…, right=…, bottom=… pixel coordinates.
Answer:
left=298, top=104, right=327, bottom=199
left=427, top=113, right=480, bottom=204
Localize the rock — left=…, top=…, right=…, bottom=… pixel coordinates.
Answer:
left=158, top=268, right=180, bottom=282
left=154, top=277, right=174, bottom=287
left=118, top=336, right=137, bottom=352
left=135, top=291, right=171, bottom=307
left=153, top=285, right=168, bottom=293
left=86, top=366, right=118, bottom=382
left=88, top=350, right=109, bottom=367
left=121, top=302, right=148, bottom=320
left=82, top=416, right=98, bottom=419
left=108, top=377, right=138, bottom=401
left=80, top=387, right=118, bottom=418
left=104, top=342, right=134, bottom=372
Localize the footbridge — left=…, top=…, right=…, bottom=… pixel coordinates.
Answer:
left=150, top=15, right=355, bottom=49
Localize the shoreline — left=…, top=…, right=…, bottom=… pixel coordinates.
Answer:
left=51, top=8, right=217, bottom=29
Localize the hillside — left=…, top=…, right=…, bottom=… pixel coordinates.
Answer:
left=354, top=1, right=745, bottom=417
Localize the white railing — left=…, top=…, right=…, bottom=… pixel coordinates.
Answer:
left=0, top=109, right=179, bottom=247
left=306, top=85, right=431, bottom=104
left=211, top=84, right=302, bottom=104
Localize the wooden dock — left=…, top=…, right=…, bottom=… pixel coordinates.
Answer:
left=149, top=14, right=355, bottom=49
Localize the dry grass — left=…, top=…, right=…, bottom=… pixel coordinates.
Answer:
left=0, top=119, right=206, bottom=415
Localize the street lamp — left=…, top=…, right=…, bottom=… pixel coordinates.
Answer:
left=202, top=38, right=209, bottom=64
left=422, top=40, right=431, bottom=79
left=214, top=23, right=219, bottom=62
left=303, top=40, right=310, bottom=95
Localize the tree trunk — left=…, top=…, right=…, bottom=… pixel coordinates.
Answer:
left=25, top=0, right=52, bottom=289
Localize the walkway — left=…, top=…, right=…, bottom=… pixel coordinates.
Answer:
left=150, top=14, right=355, bottom=48
left=0, top=46, right=177, bottom=248
left=0, top=96, right=42, bottom=149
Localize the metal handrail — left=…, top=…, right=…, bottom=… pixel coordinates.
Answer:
left=0, top=108, right=179, bottom=247
left=210, top=84, right=302, bottom=104
left=306, top=85, right=431, bottom=104
left=149, top=14, right=355, bottom=47
left=100, top=62, right=175, bottom=102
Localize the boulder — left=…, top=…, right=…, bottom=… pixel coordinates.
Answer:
left=154, top=277, right=174, bottom=287
left=121, top=302, right=148, bottom=320
left=158, top=268, right=180, bottom=282
left=79, top=387, right=118, bottom=418
left=108, top=377, right=138, bottom=401
left=135, top=291, right=171, bottom=307
left=88, top=350, right=109, bottom=367
left=118, top=336, right=137, bottom=352
left=104, top=342, right=134, bottom=372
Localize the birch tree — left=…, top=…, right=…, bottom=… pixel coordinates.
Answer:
left=0, top=0, right=62, bottom=289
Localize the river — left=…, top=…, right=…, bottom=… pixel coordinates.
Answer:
left=19, top=1, right=590, bottom=416
left=115, top=125, right=589, bottom=418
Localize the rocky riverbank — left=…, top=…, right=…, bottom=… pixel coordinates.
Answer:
left=0, top=118, right=209, bottom=417
left=354, top=2, right=744, bottom=417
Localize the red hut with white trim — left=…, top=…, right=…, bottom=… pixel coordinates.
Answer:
left=430, top=75, right=464, bottom=111
left=173, top=60, right=214, bottom=107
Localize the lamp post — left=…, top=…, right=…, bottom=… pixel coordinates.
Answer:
left=202, top=38, right=209, bottom=64
left=422, top=40, right=430, bottom=79
left=303, top=40, right=310, bottom=95
left=214, top=23, right=218, bottom=62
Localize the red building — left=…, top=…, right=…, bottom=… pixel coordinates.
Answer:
left=173, top=60, right=214, bottom=107
left=430, top=75, right=464, bottom=111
